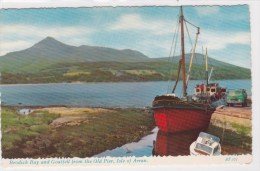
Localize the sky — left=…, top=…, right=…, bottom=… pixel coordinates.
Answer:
left=0, top=5, right=251, bottom=68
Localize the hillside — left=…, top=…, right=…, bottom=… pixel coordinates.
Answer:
left=153, top=53, right=233, bottom=67
left=0, top=37, right=149, bottom=73
left=0, top=37, right=251, bottom=84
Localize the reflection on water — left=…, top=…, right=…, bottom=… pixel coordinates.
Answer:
left=95, top=127, right=205, bottom=157
left=95, top=128, right=158, bottom=157
left=153, top=129, right=202, bottom=156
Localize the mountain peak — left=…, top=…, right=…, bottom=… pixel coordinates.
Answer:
left=42, top=36, right=56, bottom=41
left=31, top=37, right=71, bottom=50
left=1, top=36, right=150, bottom=64
left=37, top=36, right=61, bottom=45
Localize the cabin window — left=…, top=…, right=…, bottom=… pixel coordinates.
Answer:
left=229, top=90, right=242, bottom=95
left=196, top=89, right=200, bottom=92
left=213, top=146, right=219, bottom=154
left=211, top=89, right=216, bottom=92
left=195, top=143, right=212, bottom=155
left=206, top=88, right=210, bottom=91
left=235, top=90, right=242, bottom=94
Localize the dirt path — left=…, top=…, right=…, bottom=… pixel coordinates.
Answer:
left=213, top=106, right=251, bottom=119
left=211, top=106, right=252, bottom=127
left=34, top=107, right=114, bottom=116
left=34, top=107, right=116, bottom=128
left=50, top=116, right=89, bottom=127
left=210, top=106, right=252, bottom=137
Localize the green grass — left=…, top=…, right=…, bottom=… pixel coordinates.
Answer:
left=124, top=69, right=160, bottom=75
left=1, top=60, right=251, bottom=84
left=208, top=124, right=252, bottom=154
left=2, top=107, right=155, bottom=158
left=230, top=122, right=251, bottom=136
left=49, top=108, right=155, bottom=157
left=63, top=71, right=90, bottom=77
left=1, top=107, right=59, bottom=151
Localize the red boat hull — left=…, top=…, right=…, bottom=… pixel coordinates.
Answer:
left=153, top=108, right=213, bottom=133
left=154, top=130, right=201, bottom=156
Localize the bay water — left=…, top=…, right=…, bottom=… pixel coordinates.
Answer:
left=0, top=80, right=251, bottom=107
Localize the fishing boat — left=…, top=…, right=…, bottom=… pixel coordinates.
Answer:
left=152, top=7, right=226, bottom=133
left=190, top=132, right=221, bottom=156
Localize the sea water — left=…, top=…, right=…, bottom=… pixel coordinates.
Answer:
left=0, top=80, right=251, bottom=107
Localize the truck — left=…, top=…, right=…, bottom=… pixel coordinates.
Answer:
left=226, top=89, right=247, bottom=107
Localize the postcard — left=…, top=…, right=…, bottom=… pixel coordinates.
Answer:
left=0, top=0, right=259, bottom=171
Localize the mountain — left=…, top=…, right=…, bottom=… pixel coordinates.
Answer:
left=0, top=37, right=149, bottom=72
left=152, top=53, right=237, bottom=68
left=0, top=37, right=251, bottom=84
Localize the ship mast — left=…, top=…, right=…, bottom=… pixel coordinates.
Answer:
left=172, top=7, right=199, bottom=96
left=205, top=48, right=209, bottom=85
left=180, top=6, right=187, bottom=97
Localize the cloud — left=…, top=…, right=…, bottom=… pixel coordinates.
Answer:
left=0, top=12, right=251, bottom=69
left=107, top=14, right=176, bottom=57
left=109, top=14, right=177, bottom=35
left=199, top=30, right=251, bottom=51
left=195, top=6, right=220, bottom=16
left=1, top=25, right=93, bottom=38
left=110, top=14, right=144, bottom=30
left=0, top=24, right=94, bottom=56
left=109, top=12, right=250, bottom=57
left=0, top=40, right=32, bottom=56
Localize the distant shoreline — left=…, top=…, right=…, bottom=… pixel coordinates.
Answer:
left=0, top=78, right=252, bottom=86
left=2, top=104, right=147, bottom=110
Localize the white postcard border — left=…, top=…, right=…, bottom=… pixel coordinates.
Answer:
left=0, top=0, right=259, bottom=171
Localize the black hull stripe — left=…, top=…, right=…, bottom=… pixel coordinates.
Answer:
left=151, top=106, right=215, bottom=111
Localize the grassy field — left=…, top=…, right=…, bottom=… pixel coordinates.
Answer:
left=208, top=107, right=252, bottom=155
left=124, top=69, right=160, bottom=75
left=1, top=60, right=251, bottom=84
left=208, top=125, right=252, bottom=155
left=1, top=106, right=155, bottom=158
left=2, top=106, right=251, bottom=157
left=1, top=107, right=60, bottom=151
left=63, top=71, right=91, bottom=77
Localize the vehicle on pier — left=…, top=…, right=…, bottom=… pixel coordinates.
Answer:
left=226, top=89, right=247, bottom=107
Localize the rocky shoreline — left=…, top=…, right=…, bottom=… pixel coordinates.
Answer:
left=2, top=106, right=155, bottom=158
left=2, top=105, right=252, bottom=158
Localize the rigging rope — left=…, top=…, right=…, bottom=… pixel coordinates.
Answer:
left=184, top=20, right=194, bottom=50
left=167, top=10, right=202, bottom=95
left=200, top=46, right=206, bottom=83
left=184, top=19, right=200, bottom=91
left=170, top=11, right=198, bottom=95
left=184, top=18, right=203, bottom=88
left=166, top=14, right=180, bottom=94
left=171, top=23, right=180, bottom=63
left=172, top=59, right=182, bottom=93
left=184, top=19, right=199, bottom=30
left=167, top=15, right=180, bottom=63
